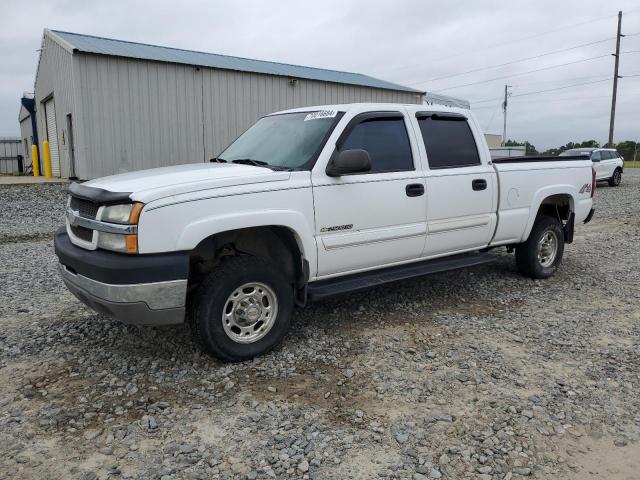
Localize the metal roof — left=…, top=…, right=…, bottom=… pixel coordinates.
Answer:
left=48, top=30, right=423, bottom=94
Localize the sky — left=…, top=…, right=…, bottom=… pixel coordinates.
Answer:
left=0, top=0, right=639, bottom=150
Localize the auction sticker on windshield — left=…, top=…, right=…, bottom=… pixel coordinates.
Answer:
left=304, top=110, right=338, bottom=121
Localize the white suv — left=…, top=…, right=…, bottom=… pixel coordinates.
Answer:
left=560, top=148, right=624, bottom=186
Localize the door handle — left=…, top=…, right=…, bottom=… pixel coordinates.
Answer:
left=405, top=183, right=425, bottom=197
left=472, top=179, right=487, bottom=191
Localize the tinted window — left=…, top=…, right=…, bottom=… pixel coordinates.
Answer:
left=591, top=151, right=602, bottom=161
left=559, top=149, right=593, bottom=157
left=603, top=151, right=615, bottom=159
left=340, top=117, right=413, bottom=173
left=417, top=116, right=481, bottom=169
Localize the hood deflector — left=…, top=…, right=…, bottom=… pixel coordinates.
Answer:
left=69, top=182, right=132, bottom=205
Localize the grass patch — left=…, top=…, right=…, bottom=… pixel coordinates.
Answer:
left=624, top=161, right=640, bottom=168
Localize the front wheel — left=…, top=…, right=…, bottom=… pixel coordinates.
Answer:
left=189, top=256, right=293, bottom=362
left=515, top=215, right=565, bottom=279
left=608, top=168, right=622, bottom=187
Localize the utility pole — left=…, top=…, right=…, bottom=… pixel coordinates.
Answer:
left=608, top=10, right=623, bottom=147
left=501, top=85, right=511, bottom=147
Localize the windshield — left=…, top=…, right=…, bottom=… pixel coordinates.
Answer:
left=217, top=111, right=342, bottom=169
left=559, top=149, right=593, bottom=157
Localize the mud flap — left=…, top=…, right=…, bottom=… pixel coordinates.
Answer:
left=563, top=212, right=575, bottom=244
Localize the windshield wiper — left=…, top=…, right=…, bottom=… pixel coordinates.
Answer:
left=231, top=158, right=270, bottom=167
left=209, top=157, right=227, bottom=163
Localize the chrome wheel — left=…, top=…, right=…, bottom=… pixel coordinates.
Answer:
left=537, top=230, right=558, bottom=268
left=222, top=282, right=278, bottom=344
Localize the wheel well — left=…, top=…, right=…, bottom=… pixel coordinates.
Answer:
left=188, top=226, right=306, bottom=290
left=537, top=194, right=573, bottom=221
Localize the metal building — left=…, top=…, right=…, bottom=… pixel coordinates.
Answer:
left=19, top=102, right=34, bottom=170
left=29, top=29, right=424, bottom=179
left=0, top=138, right=24, bottom=174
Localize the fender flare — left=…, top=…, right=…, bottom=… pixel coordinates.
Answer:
left=521, top=185, right=578, bottom=242
left=176, top=209, right=317, bottom=276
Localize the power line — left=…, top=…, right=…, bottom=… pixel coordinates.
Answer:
left=511, top=74, right=611, bottom=88
left=472, top=93, right=640, bottom=110
left=516, top=78, right=612, bottom=97
left=471, top=95, right=611, bottom=109
left=472, top=71, right=640, bottom=105
left=419, top=12, right=622, bottom=65
left=387, top=11, right=628, bottom=76
left=411, top=37, right=615, bottom=85
left=471, top=78, right=612, bottom=104
left=620, top=50, right=640, bottom=54
left=483, top=102, right=503, bottom=130
left=433, top=54, right=612, bottom=92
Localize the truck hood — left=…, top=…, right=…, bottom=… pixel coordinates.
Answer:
left=84, top=163, right=291, bottom=203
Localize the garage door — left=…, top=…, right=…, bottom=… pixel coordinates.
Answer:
left=44, top=98, right=61, bottom=177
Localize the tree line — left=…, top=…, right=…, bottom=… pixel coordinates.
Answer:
left=504, top=139, right=638, bottom=160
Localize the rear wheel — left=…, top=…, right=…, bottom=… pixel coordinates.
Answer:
left=189, top=256, right=293, bottom=362
left=515, top=215, right=564, bottom=279
left=608, top=168, right=622, bottom=187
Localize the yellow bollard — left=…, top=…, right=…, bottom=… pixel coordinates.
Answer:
left=43, top=140, right=52, bottom=178
left=31, top=144, right=40, bottom=177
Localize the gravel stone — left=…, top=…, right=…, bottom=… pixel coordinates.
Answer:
left=1, top=173, right=639, bottom=479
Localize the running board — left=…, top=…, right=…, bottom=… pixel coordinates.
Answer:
left=307, top=252, right=497, bottom=301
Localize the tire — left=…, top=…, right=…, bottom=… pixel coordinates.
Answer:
left=189, top=256, right=293, bottom=362
left=515, top=215, right=565, bottom=279
left=608, top=168, right=622, bottom=187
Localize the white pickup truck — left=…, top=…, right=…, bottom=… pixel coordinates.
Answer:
left=55, top=103, right=595, bottom=361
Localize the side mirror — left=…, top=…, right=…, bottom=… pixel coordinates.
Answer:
left=326, top=149, right=371, bottom=177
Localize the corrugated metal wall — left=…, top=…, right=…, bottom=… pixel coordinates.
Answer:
left=34, top=34, right=76, bottom=178
left=0, top=138, right=23, bottom=174
left=75, top=55, right=204, bottom=178
left=35, top=32, right=422, bottom=179
left=201, top=69, right=420, bottom=159
left=19, top=107, right=33, bottom=167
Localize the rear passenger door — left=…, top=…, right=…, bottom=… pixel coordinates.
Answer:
left=600, top=151, right=617, bottom=179
left=312, top=112, right=427, bottom=277
left=415, top=112, right=497, bottom=257
left=591, top=151, right=606, bottom=179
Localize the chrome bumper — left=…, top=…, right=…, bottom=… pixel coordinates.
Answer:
left=59, top=263, right=187, bottom=326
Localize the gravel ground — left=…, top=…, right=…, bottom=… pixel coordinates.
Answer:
left=1, top=172, right=639, bottom=480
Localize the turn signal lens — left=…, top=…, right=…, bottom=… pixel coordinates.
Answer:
left=125, top=235, right=138, bottom=254
left=129, top=202, right=144, bottom=224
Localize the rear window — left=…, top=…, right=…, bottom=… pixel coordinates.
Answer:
left=417, top=115, right=480, bottom=169
left=559, top=149, right=592, bottom=157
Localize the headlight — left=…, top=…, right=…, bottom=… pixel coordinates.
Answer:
left=101, top=203, right=144, bottom=224
left=98, top=202, right=143, bottom=253
left=102, top=204, right=133, bottom=224
left=97, top=232, right=138, bottom=254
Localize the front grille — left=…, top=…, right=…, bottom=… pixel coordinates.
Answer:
left=70, top=225, right=93, bottom=242
left=70, top=196, right=99, bottom=219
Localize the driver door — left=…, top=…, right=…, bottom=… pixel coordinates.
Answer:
left=312, top=112, right=427, bottom=278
